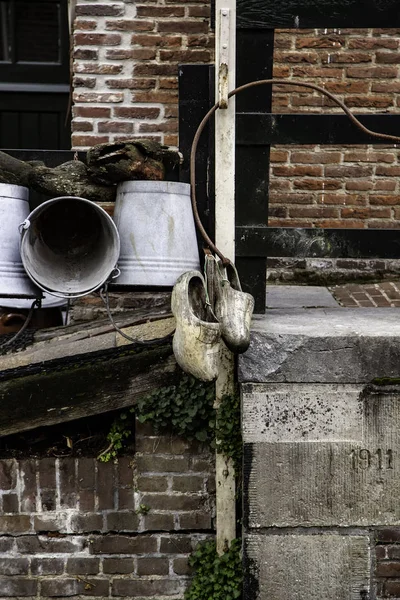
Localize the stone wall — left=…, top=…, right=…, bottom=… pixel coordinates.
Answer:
left=0, top=420, right=215, bottom=598
left=240, top=311, right=400, bottom=600
left=266, top=257, right=400, bottom=284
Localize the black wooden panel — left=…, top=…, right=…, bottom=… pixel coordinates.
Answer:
left=236, top=113, right=400, bottom=145
left=236, top=226, right=400, bottom=259
left=236, top=30, right=274, bottom=313
left=236, top=0, right=400, bottom=29
left=40, top=112, right=60, bottom=150
left=235, top=256, right=269, bottom=307
left=236, top=30, right=274, bottom=114
left=236, top=30, right=274, bottom=226
left=20, top=113, right=40, bottom=149
left=179, top=64, right=215, bottom=260
left=0, top=112, right=19, bottom=148
left=0, top=93, right=71, bottom=149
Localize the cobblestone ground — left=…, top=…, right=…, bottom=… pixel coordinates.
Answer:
left=329, top=281, right=400, bottom=307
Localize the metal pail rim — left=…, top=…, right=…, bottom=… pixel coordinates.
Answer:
left=20, top=196, right=121, bottom=299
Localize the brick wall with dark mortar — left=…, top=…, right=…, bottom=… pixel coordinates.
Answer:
left=270, top=28, right=400, bottom=229
left=0, top=420, right=215, bottom=598
left=265, top=257, right=400, bottom=284
left=375, top=529, right=400, bottom=598
left=72, top=15, right=400, bottom=229
left=72, top=0, right=214, bottom=150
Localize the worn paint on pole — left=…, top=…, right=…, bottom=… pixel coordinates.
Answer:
left=215, top=3, right=236, bottom=261
left=215, top=346, right=236, bottom=554
left=67, top=0, right=77, bottom=35
left=215, top=0, right=237, bottom=555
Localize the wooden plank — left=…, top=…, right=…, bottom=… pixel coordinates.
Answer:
left=214, top=0, right=237, bottom=554
left=235, top=226, right=400, bottom=258
left=179, top=64, right=215, bottom=250
left=0, top=308, right=173, bottom=371
left=40, top=112, right=60, bottom=150
left=0, top=112, right=19, bottom=148
left=0, top=342, right=177, bottom=438
left=236, top=29, right=274, bottom=313
left=236, top=0, right=400, bottom=29
left=236, top=113, right=400, bottom=145
left=0, top=308, right=175, bottom=437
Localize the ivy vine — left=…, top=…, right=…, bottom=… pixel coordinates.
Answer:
left=215, top=390, right=242, bottom=475
left=184, top=538, right=243, bottom=600
left=136, top=374, right=215, bottom=444
left=97, top=411, right=134, bottom=462
left=98, top=373, right=242, bottom=474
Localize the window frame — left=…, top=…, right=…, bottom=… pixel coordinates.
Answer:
left=0, top=0, right=69, bottom=85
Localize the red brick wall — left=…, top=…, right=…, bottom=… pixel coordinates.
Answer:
left=0, top=421, right=214, bottom=598
left=270, top=28, right=400, bottom=229
left=72, top=0, right=214, bottom=149
left=72, top=11, right=400, bottom=228
left=376, top=529, right=400, bottom=598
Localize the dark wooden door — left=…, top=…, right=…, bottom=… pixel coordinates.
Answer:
left=0, top=0, right=70, bottom=150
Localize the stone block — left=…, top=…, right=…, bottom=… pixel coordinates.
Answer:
left=245, top=534, right=370, bottom=600
left=243, top=383, right=363, bottom=443
left=240, top=308, right=400, bottom=383
left=243, top=383, right=400, bottom=527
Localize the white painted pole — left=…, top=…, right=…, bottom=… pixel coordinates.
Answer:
left=215, top=1, right=236, bottom=262
left=214, top=0, right=237, bottom=555
left=67, top=0, right=77, bottom=35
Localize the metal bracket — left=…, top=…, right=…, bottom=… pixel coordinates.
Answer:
left=218, top=8, right=230, bottom=109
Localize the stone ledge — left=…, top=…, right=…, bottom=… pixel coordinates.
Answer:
left=240, top=308, right=400, bottom=383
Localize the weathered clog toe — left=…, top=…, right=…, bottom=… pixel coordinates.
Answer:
left=213, top=262, right=255, bottom=354
left=171, top=271, right=221, bottom=381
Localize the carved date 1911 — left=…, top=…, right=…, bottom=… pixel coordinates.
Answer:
left=350, top=448, right=393, bottom=470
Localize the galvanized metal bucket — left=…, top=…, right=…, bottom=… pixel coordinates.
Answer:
left=0, top=183, right=42, bottom=300
left=112, top=181, right=200, bottom=287
left=20, top=196, right=121, bottom=299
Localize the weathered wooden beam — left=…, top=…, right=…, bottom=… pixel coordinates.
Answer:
left=235, top=0, right=400, bottom=29
left=235, top=226, right=400, bottom=259
left=0, top=325, right=177, bottom=438
left=0, top=307, right=176, bottom=437
left=236, top=114, right=400, bottom=145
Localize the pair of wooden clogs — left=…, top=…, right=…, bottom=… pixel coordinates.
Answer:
left=171, top=257, right=254, bottom=381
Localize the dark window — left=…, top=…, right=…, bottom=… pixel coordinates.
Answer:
left=0, top=0, right=69, bottom=83
left=0, top=2, right=10, bottom=62
left=0, top=0, right=71, bottom=149
left=15, top=2, right=60, bottom=63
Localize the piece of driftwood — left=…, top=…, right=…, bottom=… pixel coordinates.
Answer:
left=86, top=139, right=182, bottom=185
left=0, top=139, right=182, bottom=202
left=0, top=150, right=33, bottom=187
left=29, top=160, right=116, bottom=203
left=0, top=151, right=115, bottom=203
left=0, top=307, right=177, bottom=437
